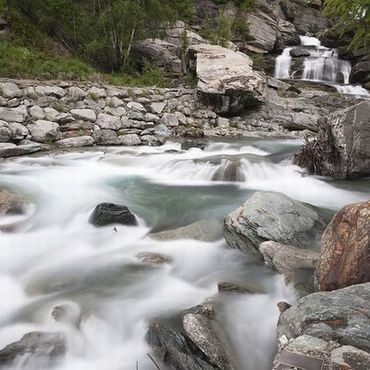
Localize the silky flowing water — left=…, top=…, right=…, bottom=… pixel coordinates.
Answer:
left=1, top=139, right=369, bottom=370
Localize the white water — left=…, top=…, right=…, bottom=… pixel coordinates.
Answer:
left=274, top=47, right=292, bottom=79
left=274, top=36, right=370, bottom=97
left=1, top=140, right=369, bottom=370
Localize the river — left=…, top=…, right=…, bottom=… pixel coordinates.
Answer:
left=1, top=139, right=369, bottom=370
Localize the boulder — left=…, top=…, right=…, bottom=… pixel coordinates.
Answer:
left=27, top=120, right=60, bottom=143
left=211, top=160, right=244, bottom=182
left=35, top=86, right=65, bottom=98
left=293, top=101, right=370, bottom=178
left=290, top=47, right=311, bottom=57
left=9, top=122, right=30, bottom=141
left=181, top=140, right=207, bottom=151
left=132, top=38, right=182, bottom=74
left=0, top=120, right=12, bottom=142
left=119, top=133, right=142, bottom=146
left=224, top=191, right=330, bottom=257
left=259, top=241, right=319, bottom=296
left=0, top=107, right=27, bottom=123
left=89, top=203, right=138, bottom=227
left=96, top=113, right=121, bottom=130
left=273, top=283, right=370, bottom=369
left=316, top=200, right=370, bottom=291
left=0, top=331, right=65, bottom=369
left=0, top=142, right=45, bottom=158
left=0, top=82, right=22, bottom=99
left=93, top=128, right=121, bottom=145
left=351, top=59, right=370, bottom=86
left=147, top=304, right=233, bottom=370
left=0, top=190, right=27, bottom=215
left=188, top=44, right=266, bottom=115
left=70, top=109, right=96, bottom=122
left=162, top=113, right=179, bottom=127
left=149, top=219, right=222, bottom=242
left=56, top=136, right=94, bottom=148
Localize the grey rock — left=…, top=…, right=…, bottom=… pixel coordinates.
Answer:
left=56, top=136, right=94, bottom=148
left=119, top=133, right=142, bottom=146
left=127, top=101, right=146, bottom=112
left=0, top=142, right=45, bottom=158
left=217, top=281, right=265, bottom=295
left=0, top=331, right=65, bottom=369
left=275, top=283, right=370, bottom=367
left=259, top=241, right=319, bottom=296
left=127, top=110, right=144, bottom=121
left=144, top=113, right=160, bottom=122
left=70, top=109, right=96, bottom=122
left=29, top=105, right=45, bottom=120
left=27, top=120, right=60, bottom=143
left=137, top=252, right=172, bottom=264
left=0, top=190, right=27, bottom=215
left=153, top=123, right=171, bottom=137
left=9, top=122, right=29, bottom=141
left=294, top=101, right=370, bottom=178
left=162, top=113, right=179, bottom=127
left=0, top=107, right=27, bottom=123
left=93, top=128, right=120, bottom=145
left=140, top=135, right=162, bottom=146
left=66, top=86, right=87, bottom=100
left=35, top=86, right=65, bottom=98
left=224, top=191, right=329, bottom=256
left=149, top=219, right=222, bottom=242
left=43, top=107, right=60, bottom=121
left=150, top=102, right=166, bottom=114
left=88, top=87, right=106, bottom=99
left=290, top=47, right=311, bottom=57
left=188, top=44, right=266, bottom=115
left=0, top=120, right=12, bottom=142
left=96, top=113, right=121, bottom=130
left=183, top=313, right=231, bottom=369
left=0, top=82, right=22, bottom=99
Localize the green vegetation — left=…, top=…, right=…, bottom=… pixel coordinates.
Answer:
left=0, top=40, right=95, bottom=80
left=324, top=0, right=370, bottom=50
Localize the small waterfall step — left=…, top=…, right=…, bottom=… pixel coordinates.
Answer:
left=274, top=36, right=369, bottom=97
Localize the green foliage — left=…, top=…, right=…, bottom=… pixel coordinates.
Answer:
left=7, top=0, right=193, bottom=72
left=0, top=39, right=95, bottom=80
left=199, top=12, right=233, bottom=47
left=104, top=64, right=173, bottom=88
left=323, top=0, right=370, bottom=50
left=213, top=0, right=255, bottom=11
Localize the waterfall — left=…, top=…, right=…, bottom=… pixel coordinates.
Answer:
left=274, top=36, right=369, bottom=97
left=274, top=47, right=292, bottom=79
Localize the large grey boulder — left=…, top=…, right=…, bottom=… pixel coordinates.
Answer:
left=293, top=101, right=370, bottom=178
left=0, top=142, right=45, bottom=158
left=273, top=283, right=370, bottom=370
left=35, top=85, right=65, bottom=98
left=0, top=120, right=12, bottom=142
left=0, top=107, right=27, bottom=123
left=224, top=191, right=330, bottom=257
left=188, top=44, right=266, bottom=115
left=0, top=331, right=65, bottom=369
left=96, top=113, right=121, bottom=130
left=27, top=120, right=60, bottom=143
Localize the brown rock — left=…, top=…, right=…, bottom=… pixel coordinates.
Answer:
left=0, top=190, right=27, bottom=215
left=317, top=201, right=370, bottom=291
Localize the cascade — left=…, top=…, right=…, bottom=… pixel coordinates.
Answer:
left=274, top=36, right=369, bottom=96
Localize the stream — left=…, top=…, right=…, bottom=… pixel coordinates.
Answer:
left=1, top=139, right=370, bottom=370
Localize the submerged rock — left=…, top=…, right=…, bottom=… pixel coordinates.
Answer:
left=0, top=332, right=66, bottom=369
left=217, top=281, right=265, bottom=295
left=136, top=252, right=172, bottom=265
left=273, top=283, right=370, bottom=369
left=89, top=203, right=138, bottom=227
left=149, top=219, right=222, bottom=242
left=211, top=160, right=244, bottom=182
left=181, top=140, right=207, bottom=151
left=293, top=101, right=370, bottom=179
left=317, top=200, right=370, bottom=291
left=224, top=191, right=329, bottom=257
left=0, top=190, right=27, bottom=215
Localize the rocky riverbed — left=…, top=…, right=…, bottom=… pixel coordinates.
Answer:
left=0, top=139, right=369, bottom=370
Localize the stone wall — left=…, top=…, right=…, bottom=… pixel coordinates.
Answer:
left=0, top=80, right=220, bottom=157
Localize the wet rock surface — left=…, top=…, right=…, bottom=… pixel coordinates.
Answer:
left=294, top=101, right=370, bottom=179
left=0, top=332, right=66, bottom=369
left=89, top=203, right=138, bottom=227
left=0, top=190, right=27, bottom=215
left=224, top=191, right=330, bottom=257
left=273, top=283, right=370, bottom=370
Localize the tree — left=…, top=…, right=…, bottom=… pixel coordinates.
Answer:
left=324, top=0, right=370, bottom=50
